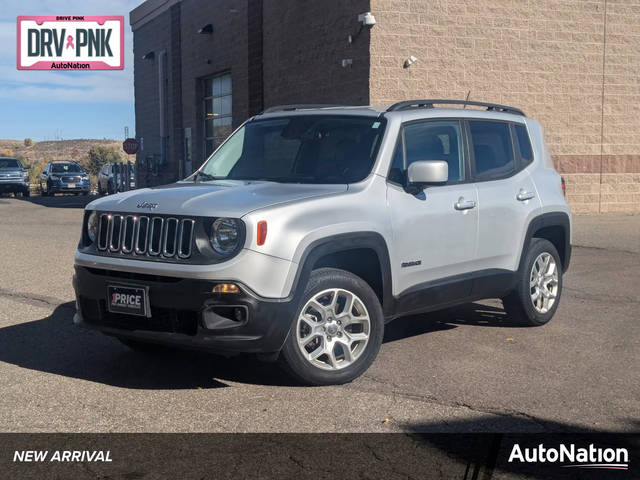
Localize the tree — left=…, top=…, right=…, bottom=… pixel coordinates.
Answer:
left=83, top=146, right=120, bottom=176
left=24, top=138, right=33, bottom=147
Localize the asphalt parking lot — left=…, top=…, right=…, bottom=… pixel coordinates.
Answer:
left=0, top=194, right=638, bottom=433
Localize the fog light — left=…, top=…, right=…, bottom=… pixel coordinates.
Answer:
left=212, top=283, right=240, bottom=294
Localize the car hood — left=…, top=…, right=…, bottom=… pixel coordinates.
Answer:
left=86, top=180, right=347, bottom=217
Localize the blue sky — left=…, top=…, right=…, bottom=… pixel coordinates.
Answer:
left=0, top=0, right=141, bottom=141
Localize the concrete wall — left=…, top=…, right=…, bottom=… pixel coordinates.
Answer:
left=369, top=0, right=640, bottom=213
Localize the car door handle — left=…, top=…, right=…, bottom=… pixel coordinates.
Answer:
left=454, top=197, right=476, bottom=211
left=516, top=189, right=535, bottom=201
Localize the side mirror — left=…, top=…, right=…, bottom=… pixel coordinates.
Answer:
left=406, top=161, right=448, bottom=191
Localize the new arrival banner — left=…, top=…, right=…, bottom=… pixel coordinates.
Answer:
left=16, top=15, right=124, bottom=70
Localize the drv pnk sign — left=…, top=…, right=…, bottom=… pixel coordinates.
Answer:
left=17, top=16, right=124, bottom=70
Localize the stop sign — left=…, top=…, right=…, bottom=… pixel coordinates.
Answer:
left=123, top=138, right=139, bottom=155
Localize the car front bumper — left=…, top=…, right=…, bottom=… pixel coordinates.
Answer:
left=50, top=182, right=90, bottom=193
left=72, top=265, right=296, bottom=354
left=0, top=180, right=29, bottom=193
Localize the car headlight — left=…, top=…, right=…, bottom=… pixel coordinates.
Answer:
left=50, top=175, right=59, bottom=180
left=87, top=211, right=98, bottom=243
left=209, top=218, right=240, bottom=255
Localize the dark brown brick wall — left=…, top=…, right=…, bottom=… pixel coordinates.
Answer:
left=262, top=0, right=371, bottom=108
left=178, top=0, right=250, bottom=170
left=169, top=4, right=184, bottom=179
left=247, top=0, right=264, bottom=116
left=133, top=10, right=173, bottom=187
left=133, top=0, right=373, bottom=178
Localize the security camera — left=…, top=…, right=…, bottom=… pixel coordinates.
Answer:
left=358, top=12, right=376, bottom=28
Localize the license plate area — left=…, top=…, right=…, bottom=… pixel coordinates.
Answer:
left=107, top=285, right=150, bottom=317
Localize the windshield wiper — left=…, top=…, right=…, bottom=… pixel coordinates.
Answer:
left=194, top=172, right=222, bottom=183
left=239, top=176, right=317, bottom=183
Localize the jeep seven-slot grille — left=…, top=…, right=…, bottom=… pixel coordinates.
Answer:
left=97, top=214, right=195, bottom=259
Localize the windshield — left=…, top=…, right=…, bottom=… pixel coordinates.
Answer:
left=196, top=115, right=386, bottom=184
left=0, top=158, right=21, bottom=169
left=51, top=163, right=83, bottom=173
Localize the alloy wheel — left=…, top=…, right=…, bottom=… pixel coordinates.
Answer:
left=529, top=252, right=559, bottom=314
left=295, top=288, right=370, bottom=371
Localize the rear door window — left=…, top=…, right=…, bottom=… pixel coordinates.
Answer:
left=468, top=121, right=515, bottom=180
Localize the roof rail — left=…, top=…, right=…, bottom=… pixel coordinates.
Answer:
left=386, top=99, right=525, bottom=116
left=261, top=104, right=349, bottom=114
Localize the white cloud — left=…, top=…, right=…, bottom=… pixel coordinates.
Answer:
left=0, top=69, right=134, bottom=103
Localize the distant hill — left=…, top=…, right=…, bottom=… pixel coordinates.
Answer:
left=0, top=138, right=130, bottom=164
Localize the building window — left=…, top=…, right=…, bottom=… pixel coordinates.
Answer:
left=203, top=73, right=232, bottom=158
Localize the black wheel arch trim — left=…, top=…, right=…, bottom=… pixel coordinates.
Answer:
left=287, top=232, right=395, bottom=317
left=520, top=211, right=571, bottom=273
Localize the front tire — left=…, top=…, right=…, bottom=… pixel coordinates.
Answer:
left=281, top=268, right=384, bottom=385
left=503, top=238, right=563, bottom=326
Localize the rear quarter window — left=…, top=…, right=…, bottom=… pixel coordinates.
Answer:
left=514, top=124, right=534, bottom=166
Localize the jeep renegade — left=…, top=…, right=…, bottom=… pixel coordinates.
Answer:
left=73, top=100, right=571, bottom=385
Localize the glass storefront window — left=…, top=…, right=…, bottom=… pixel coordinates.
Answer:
left=203, top=73, right=232, bottom=158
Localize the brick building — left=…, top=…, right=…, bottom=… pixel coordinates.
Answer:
left=131, top=0, right=640, bottom=213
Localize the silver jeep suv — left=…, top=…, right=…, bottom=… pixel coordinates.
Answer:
left=73, top=100, right=571, bottom=385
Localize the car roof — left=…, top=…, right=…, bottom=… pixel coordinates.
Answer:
left=258, top=105, right=384, bottom=119
left=257, top=101, right=527, bottom=123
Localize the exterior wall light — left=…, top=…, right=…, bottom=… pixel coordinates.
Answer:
left=198, top=24, right=213, bottom=34
left=358, top=12, right=376, bottom=27
left=404, top=56, right=418, bottom=68
left=349, top=11, right=376, bottom=44
left=142, top=51, right=154, bottom=60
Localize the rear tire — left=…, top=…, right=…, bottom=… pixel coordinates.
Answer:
left=502, top=238, right=563, bottom=326
left=280, top=268, right=384, bottom=385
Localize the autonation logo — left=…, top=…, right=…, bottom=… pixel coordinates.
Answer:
left=509, top=443, right=629, bottom=471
